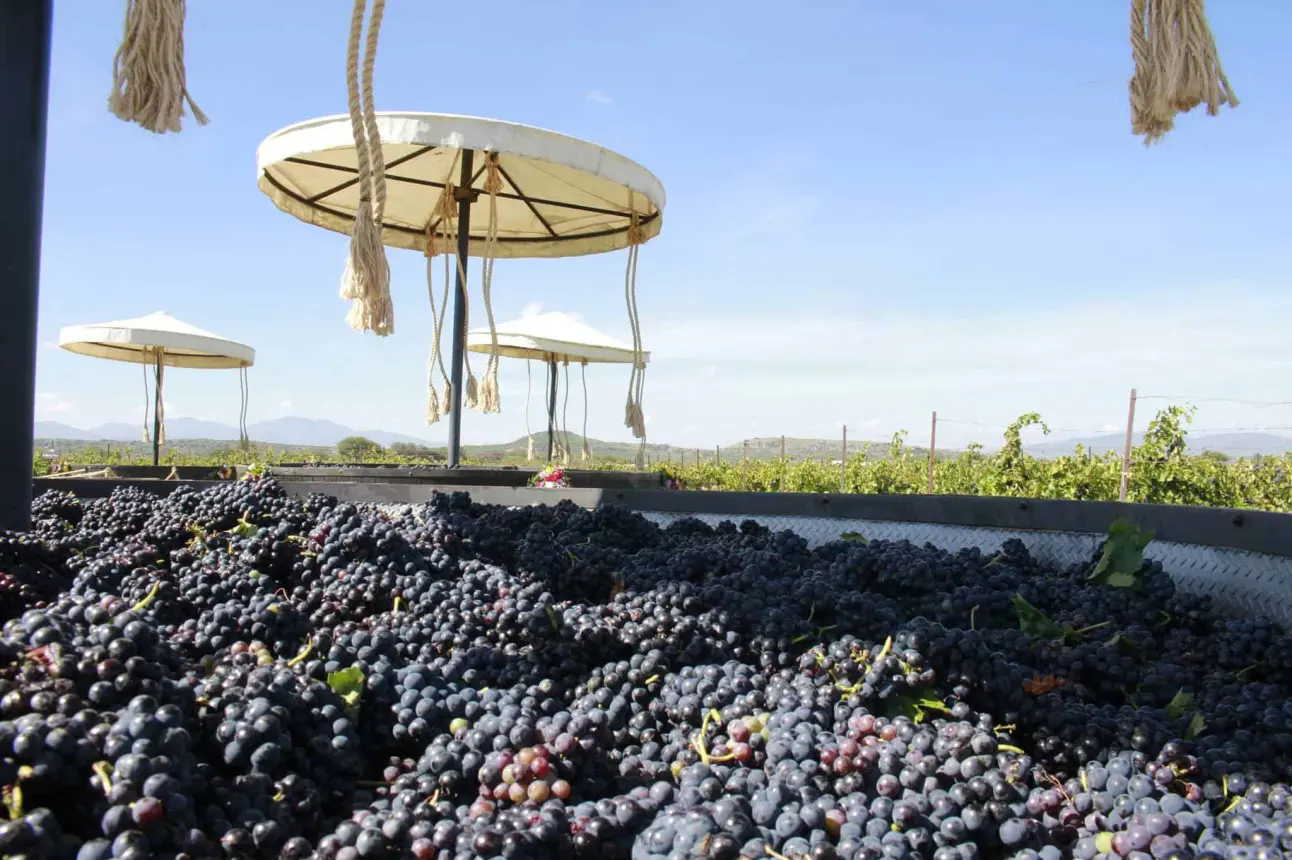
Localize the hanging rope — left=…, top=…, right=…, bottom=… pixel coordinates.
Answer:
left=1129, top=0, right=1237, bottom=144
left=450, top=192, right=480, bottom=412
left=339, top=0, right=394, bottom=336
left=560, top=360, right=572, bottom=466
left=477, top=154, right=504, bottom=414
left=238, top=366, right=250, bottom=450
left=154, top=350, right=167, bottom=446
left=547, top=360, right=564, bottom=463
left=580, top=360, right=591, bottom=462
left=623, top=210, right=647, bottom=442
left=423, top=213, right=452, bottom=424
left=432, top=168, right=479, bottom=412
left=525, top=360, right=535, bottom=462
left=109, top=0, right=207, bottom=134
left=141, top=361, right=151, bottom=444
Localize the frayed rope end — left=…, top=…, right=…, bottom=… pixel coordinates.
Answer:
left=464, top=375, right=480, bottom=412
left=340, top=201, right=395, bottom=336
left=425, top=388, right=442, bottom=426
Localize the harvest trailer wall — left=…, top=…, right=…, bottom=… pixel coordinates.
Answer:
left=35, top=480, right=1292, bottom=624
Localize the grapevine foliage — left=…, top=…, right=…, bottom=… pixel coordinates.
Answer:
left=35, top=406, right=1292, bottom=512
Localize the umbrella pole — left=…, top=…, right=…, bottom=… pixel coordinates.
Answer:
left=152, top=352, right=163, bottom=467
left=0, top=0, right=52, bottom=531
left=445, top=150, right=475, bottom=468
left=547, top=357, right=558, bottom=463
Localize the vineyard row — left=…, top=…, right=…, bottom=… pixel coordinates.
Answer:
left=33, top=407, right=1292, bottom=513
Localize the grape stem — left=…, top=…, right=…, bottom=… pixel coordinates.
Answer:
left=130, top=580, right=162, bottom=613
left=92, top=761, right=114, bottom=796
left=2, top=785, right=21, bottom=821
left=287, top=640, right=314, bottom=667
left=690, top=708, right=724, bottom=766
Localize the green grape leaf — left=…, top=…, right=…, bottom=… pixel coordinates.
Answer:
left=328, top=667, right=365, bottom=718
left=1089, top=519, right=1154, bottom=587
left=840, top=532, right=868, bottom=543
left=1185, top=713, right=1207, bottom=740
left=1165, top=689, right=1194, bottom=720
left=917, top=698, right=950, bottom=714
left=1102, top=571, right=1139, bottom=588
left=884, top=687, right=944, bottom=723
left=1012, top=594, right=1063, bottom=640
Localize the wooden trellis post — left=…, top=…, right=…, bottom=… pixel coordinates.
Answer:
left=927, top=411, right=937, bottom=494
left=1120, top=388, right=1137, bottom=502
left=840, top=425, right=847, bottom=493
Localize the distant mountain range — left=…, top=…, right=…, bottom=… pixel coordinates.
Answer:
left=33, top=420, right=1292, bottom=460
left=1025, top=431, right=1292, bottom=458
left=34, top=418, right=430, bottom=449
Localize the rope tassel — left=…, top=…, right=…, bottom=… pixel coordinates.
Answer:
left=1129, top=0, right=1237, bottom=144
left=339, top=0, right=394, bottom=336
left=109, top=0, right=207, bottom=134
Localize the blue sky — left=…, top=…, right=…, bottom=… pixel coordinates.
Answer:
left=35, top=1, right=1292, bottom=451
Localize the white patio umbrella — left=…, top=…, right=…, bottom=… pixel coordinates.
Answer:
left=58, top=311, right=255, bottom=465
left=257, top=109, right=663, bottom=467
left=466, top=312, right=650, bottom=464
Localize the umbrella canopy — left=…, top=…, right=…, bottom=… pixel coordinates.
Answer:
left=256, top=112, right=665, bottom=260
left=58, top=311, right=255, bottom=369
left=466, top=312, right=650, bottom=365
left=257, top=110, right=660, bottom=463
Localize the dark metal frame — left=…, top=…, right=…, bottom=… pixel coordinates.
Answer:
left=1, top=0, right=53, bottom=531
left=444, top=152, right=474, bottom=468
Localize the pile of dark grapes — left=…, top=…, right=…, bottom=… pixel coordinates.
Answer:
left=0, top=479, right=1289, bottom=859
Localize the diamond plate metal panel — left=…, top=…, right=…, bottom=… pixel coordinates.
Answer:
left=641, top=512, right=1292, bottom=625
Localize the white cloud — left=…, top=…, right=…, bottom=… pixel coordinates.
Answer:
left=644, top=288, right=1292, bottom=388
left=631, top=286, right=1292, bottom=447
left=585, top=89, right=614, bottom=106
left=35, top=392, right=74, bottom=415
left=280, top=399, right=293, bottom=410
left=521, top=302, right=543, bottom=318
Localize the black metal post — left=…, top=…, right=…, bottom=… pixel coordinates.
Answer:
left=152, top=353, right=163, bottom=467
left=546, top=357, right=558, bottom=463
left=0, top=0, right=53, bottom=531
left=445, top=150, right=475, bottom=468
